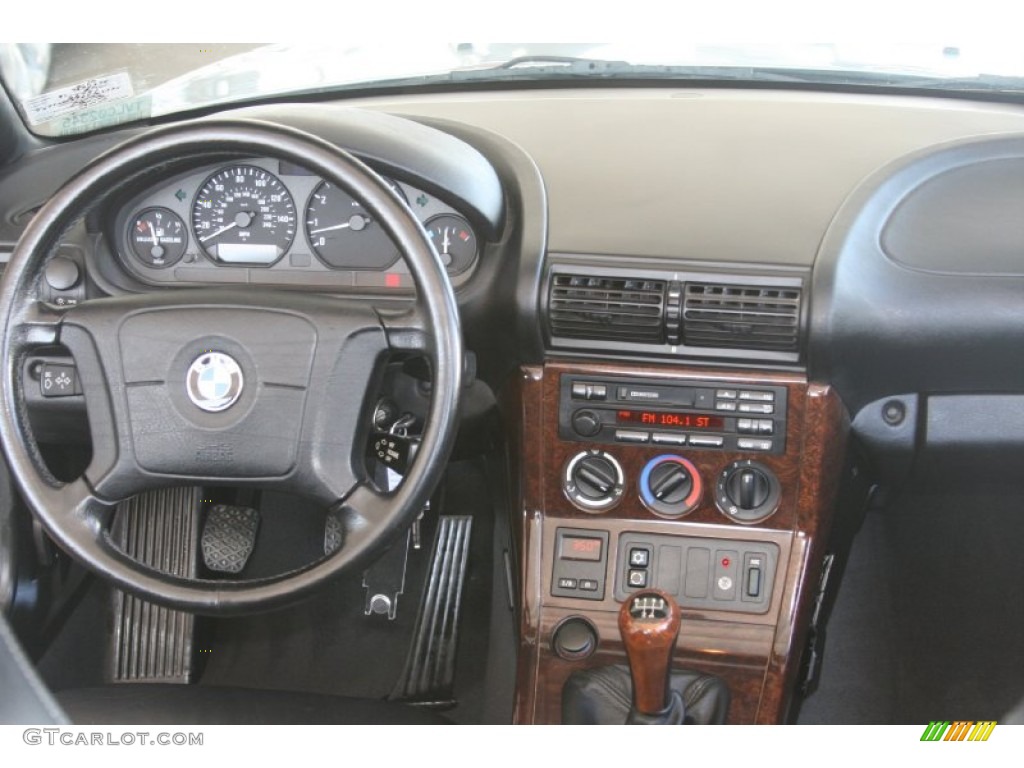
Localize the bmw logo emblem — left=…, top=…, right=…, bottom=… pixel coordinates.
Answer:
left=186, top=352, right=244, bottom=413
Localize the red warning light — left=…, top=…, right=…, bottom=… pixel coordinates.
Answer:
left=721, top=557, right=731, bottom=568
left=384, top=273, right=401, bottom=288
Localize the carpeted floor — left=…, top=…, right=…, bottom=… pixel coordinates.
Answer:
left=197, top=459, right=499, bottom=721
left=797, top=487, right=1024, bottom=723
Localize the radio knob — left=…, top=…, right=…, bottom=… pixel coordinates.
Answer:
left=571, top=409, right=602, bottom=438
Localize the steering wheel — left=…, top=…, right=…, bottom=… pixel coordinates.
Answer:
left=0, top=120, right=463, bottom=614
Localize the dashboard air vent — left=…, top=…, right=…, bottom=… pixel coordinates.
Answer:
left=549, top=274, right=666, bottom=343
left=683, top=283, right=801, bottom=351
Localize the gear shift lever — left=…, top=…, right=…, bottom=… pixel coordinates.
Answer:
left=562, top=588, right=729, bottom=724
left=619, top=589, right=682, bottom=718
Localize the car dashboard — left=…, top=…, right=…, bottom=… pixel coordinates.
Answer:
left=2, top=84, right=1024, bottom=725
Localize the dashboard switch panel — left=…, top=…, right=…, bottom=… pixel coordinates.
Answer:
left=614, top=532, right=777, bottom=614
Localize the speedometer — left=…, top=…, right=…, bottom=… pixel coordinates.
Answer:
left=192, top=165, right=296, bottom=265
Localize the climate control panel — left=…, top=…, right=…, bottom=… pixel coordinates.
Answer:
left=562, top=449, right=781, bottom=523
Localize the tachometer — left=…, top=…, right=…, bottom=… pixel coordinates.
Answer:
left=192, top=165, right=296, bottom=265
left=304, top=179, right=406, bottom=269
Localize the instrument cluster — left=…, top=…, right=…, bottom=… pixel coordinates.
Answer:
left=115, top=158, right=480, bottom=291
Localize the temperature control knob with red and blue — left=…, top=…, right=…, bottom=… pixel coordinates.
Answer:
left=639, top=455, right=702, bottom=517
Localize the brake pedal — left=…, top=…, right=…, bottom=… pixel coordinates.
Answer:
left=201, top=504, right=260, bottom=574
left=111, top=487, right=201, bottom=683
left=390, top=515, right=473, bottom=706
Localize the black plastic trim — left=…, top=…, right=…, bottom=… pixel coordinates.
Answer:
left=811, top=133, right=1024, bottom=413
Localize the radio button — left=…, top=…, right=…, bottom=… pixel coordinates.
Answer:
left=737, top=438, right=773, bottom=451
left=689, top=436, right=724, bottom=448
left=615, top=429, right=650, bottom=443
left=737, top=418, right=755, bottom=433
left=617, top=386, right=666, bottom=402
left=715, top=400, right=738, bottom=412
left=738, top=402, right=774, bottom=414
left=739, top=390, right=775, bottom=402
left=571, top=382, right=608, bottom=401
left=716, top=389, right=738, bottom=400
left=652, top=432, right=688, bottom=445
left=756, top=419, right=775, bottom=435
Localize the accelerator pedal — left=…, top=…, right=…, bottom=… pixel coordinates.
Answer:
left=390, top=515, right=473, bottom=707
left=111, top=487, right=201, bottom=683
left=201, top=504, right=260, bottom=574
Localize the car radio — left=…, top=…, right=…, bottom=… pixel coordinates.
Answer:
left=557, top=375, right=788, bottom=455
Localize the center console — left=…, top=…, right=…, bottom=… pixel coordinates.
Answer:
left=506, top=360, right=846, bottom=724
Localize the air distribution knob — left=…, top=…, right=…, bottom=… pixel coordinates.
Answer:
left=564, top=450, right=625, bottom=512
left=639, top=455, right=702, bottom=517
left=715, top=460, right=781, bottom=524
left=726, top=467, right=771, bottom=510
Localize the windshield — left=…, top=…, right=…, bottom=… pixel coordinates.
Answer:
left=3, top=43, right=1024, bottom=137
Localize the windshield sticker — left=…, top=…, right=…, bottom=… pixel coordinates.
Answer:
left=22, top=72, right=135, bottom=126
left=53, top=95, right=152, bottom=137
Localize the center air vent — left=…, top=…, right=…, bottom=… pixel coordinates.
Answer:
left=549, top=274, right=665, bottom=343
left=682, top=283, right=801, bottom=351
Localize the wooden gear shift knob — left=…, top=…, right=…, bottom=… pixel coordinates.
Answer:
left=618, top=589, right=682, bottom=715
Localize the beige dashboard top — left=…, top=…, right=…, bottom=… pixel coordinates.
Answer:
left=355, top=88, right=1024, bottom=266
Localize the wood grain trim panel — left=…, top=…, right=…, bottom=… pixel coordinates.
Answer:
left=504, top=361, right=846, bottom=725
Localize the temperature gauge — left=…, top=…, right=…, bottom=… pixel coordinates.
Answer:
left=129, top=208, right=187, bottom=268
left=425, top=214, right=477, bottom=274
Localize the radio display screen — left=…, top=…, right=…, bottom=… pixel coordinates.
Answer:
left=616, top=410, right=724, bottom=430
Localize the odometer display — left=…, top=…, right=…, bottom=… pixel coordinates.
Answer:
left=617, top=410, right=725, bottom=430
left=192, top=165, right=296, bottom=265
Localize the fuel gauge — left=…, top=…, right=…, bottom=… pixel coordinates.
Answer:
left=425, top=214, right=477, bottom=274
left=129, top=207, right=187, bottom=268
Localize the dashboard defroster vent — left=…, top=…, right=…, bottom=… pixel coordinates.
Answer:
left=549, top=274, right=666, bottom=343
left=683, top=283, right=801, bottom=351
